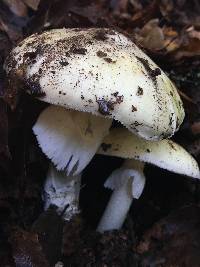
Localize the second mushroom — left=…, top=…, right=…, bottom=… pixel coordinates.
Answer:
left=97, top=128, right=200, bottom=232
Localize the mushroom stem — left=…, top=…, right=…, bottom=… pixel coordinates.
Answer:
left=97, top=160, right=145, bottom=232
left=97, top=178, right=133, bottom=232
left=43, top=164, right=81, bottom=221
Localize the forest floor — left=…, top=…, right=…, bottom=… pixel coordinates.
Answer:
left=1, top=1, right=200, bottom=266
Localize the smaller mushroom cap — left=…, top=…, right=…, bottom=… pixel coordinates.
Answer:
left=5, top=28, right=184, bottom=140
left=98, top=128, right=200, bottom=179
left=105, top=160, right=145, bottom=199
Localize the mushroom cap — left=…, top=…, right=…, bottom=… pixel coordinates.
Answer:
left=105, top=160, right=145, bottom=199
left=5, top=28, right=184, bottom=140
left=98, top=128, right=200, bottom=179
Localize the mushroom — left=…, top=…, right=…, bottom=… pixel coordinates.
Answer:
left=33, top=105, right=111, bottom=219
left=97, top=128, right=200, bottom=232
left=4, top=28, right=185, bottom=219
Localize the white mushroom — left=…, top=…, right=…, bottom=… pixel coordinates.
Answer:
left=4, top=28, right=186, bottom=221
left=34, top=105, right=111, bottom=219
left=97, top=128, right=200, bottom=232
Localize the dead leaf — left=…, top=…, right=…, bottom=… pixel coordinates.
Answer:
left=136, top=19, right=165, bottom=51
left=126, top=0, right=159, bottom=29
left=22, top=0, right=41, bottom=10
left=174, top=38, right=200, bottom=60
left=159, top=0, right=200, bottom=27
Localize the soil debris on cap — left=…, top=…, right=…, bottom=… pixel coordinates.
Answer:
left=96, top=98, right=114, bottom=115
left=94, top=29, right=109, bottom=41
left=136, top=56, right=161, bottom=81
left=25, top=75, right=46, bottom=97
left=60, top=61, right=69, bottom=66
left=132, top=105, right=137, bottom=112
left=136, top=86, right=143, bottom=96
left=104, top=57, right=116, bottom=63
left=96, top=51, right=107, bottom=57
left=101, top=143, right=112, bottom=152
left=70, top=47, right=87, bottom=55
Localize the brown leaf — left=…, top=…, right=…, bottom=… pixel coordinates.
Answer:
left=159, top=0, right=200, bottom=27
left=131, top=1, right=159, bottom=27
left=136, top=19, right=165, bottom=51
left=22, top=0, right=41, bottom=10
left=174, top=38, right=200, bottom=60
